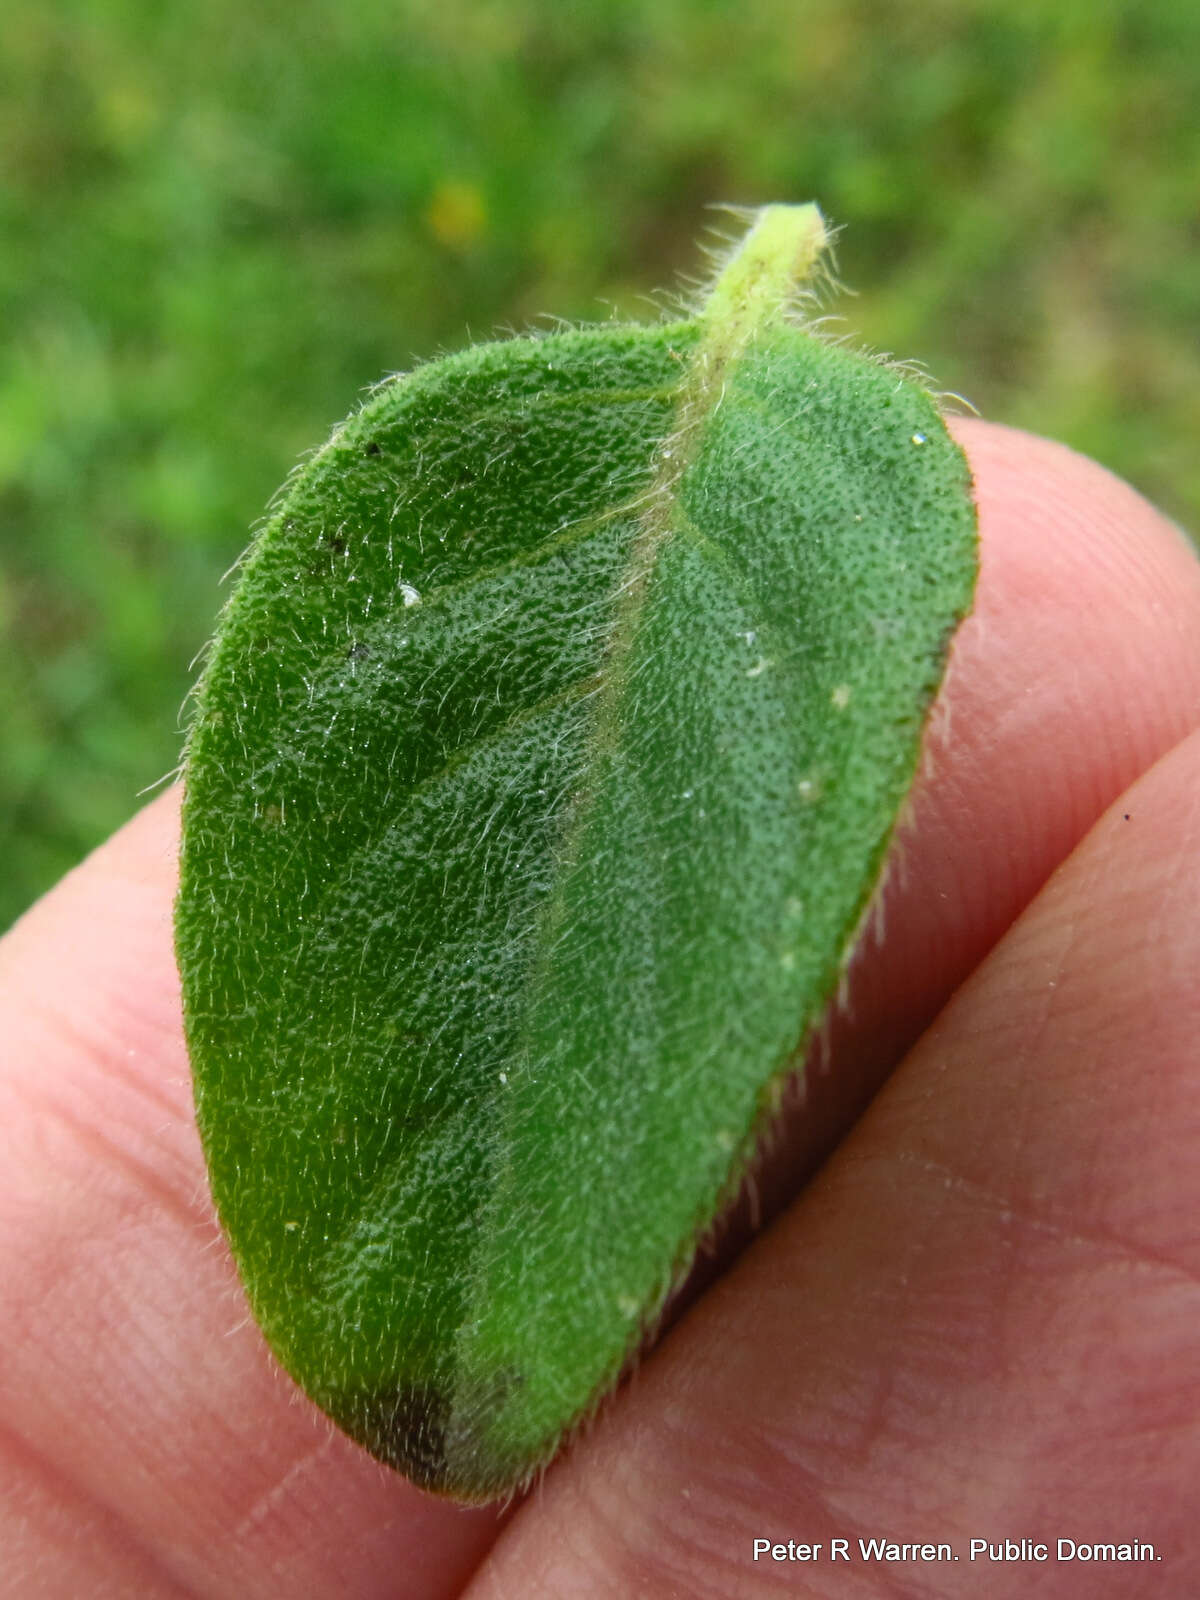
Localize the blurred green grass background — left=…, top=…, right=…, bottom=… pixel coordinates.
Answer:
left=3, top=0, right=1198, bottom=931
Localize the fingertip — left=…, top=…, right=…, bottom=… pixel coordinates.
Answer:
left=932, top=417, right=1200, bottom=900
left=951, top=415, right=1200, bottom=632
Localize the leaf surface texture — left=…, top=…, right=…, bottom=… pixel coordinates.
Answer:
left=177, top=208, right=978, bottom=1498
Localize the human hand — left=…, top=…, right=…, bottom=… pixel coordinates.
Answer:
left=2, top=418, right=1198, bottom=1598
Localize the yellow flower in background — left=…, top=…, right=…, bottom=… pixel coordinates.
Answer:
left=425, top=179, right=487, bottom=250
left=98, top=81, right=160, bottom=151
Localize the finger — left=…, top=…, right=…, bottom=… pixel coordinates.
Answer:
left=0, top=791, right=504, bottom=1599
left=465, top=690, right=1200, bottom=1596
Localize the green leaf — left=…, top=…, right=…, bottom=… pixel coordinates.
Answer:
left=176, top=204, right=977, bottom=1500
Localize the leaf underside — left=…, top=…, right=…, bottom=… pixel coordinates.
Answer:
left=177, top=302, right=977, bottom=1498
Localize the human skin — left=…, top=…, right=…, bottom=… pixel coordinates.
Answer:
left=1, top=417, right=1199, bottom=1598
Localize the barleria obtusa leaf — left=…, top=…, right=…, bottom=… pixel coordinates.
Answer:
left=177, top=204, right=978, bottom=1500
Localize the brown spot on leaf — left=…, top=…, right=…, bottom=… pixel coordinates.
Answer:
left=342, top=1380, right=451, bottom=1492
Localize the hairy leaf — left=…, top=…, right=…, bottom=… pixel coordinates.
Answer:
left=177, top=205, right=977, bottom=1499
